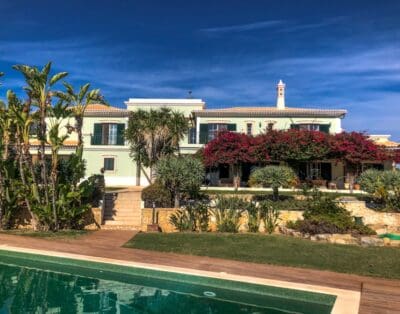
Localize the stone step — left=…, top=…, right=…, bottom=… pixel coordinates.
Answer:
left=103, top=220, right=140, bottom=226
left=100, top=225, right=140, bottom=230
left=104, top=210, right=141, bottom=216
left=104, top=215, right=141, bottom=220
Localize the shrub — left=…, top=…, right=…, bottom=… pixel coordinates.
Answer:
left=83, top=174, right=105, bottom=207
left=169, top=209, right=194, bottom=232
left=249, top=166, right=297, bottom=200
left=169, top=202, right=210, bottom=232
left=156, top=156, right=205, bottom=207
left=358, top=169, right=400, bottom=211
left=246, top=201, right=260, bottom=232
left=289, top=190, right=375, bottom=235
left=259, top=201, right=281, bottom=234
left=142, top=182, right=172, bottom=208
left=212, top=196, right=248, bottom=233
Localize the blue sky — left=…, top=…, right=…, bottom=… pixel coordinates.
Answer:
left=0, top=0, right=399, bottom=139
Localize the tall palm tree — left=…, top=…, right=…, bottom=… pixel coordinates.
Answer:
left=13, top=62, right=68, bottom=206
left=126, top=108, right=188, bottom=185
left=47, top=101, right=72, bottom=230
left=55, top=82, right=106, bottom=150
left=7, top=91, right=40, bottom=229
left=168, top=110, right=189, bottom=154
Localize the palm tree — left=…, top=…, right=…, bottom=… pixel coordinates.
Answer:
left=7, top=91, right=40, bottom=229
left=55, top=82, right=106, bottom=150
left=47, top=101, right=73, bottom=230
left=168, top=110, right=189, bottom=154
left=13, top=62, right=68, bottom=206
left=126, top=108, right=188, bottom=185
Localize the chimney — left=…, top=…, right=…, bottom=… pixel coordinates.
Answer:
left=276, top=80, right=285, bottom=109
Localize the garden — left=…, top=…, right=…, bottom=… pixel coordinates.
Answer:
left=0, top=62, right=105, bottom=232
left=134, top=122, right=400, bottom=249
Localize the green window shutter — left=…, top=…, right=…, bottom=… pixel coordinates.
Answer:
left=227, top=124, right=236, bottom=131
left=104, top=158, right=115, bottom=171
left=116, top=123, right=125, bottom=145
left=92, top=123, right=102, bottom=145
left=290, top=124, right=299, bottom=130
left=199, top=124, right=208, bottom=144
left=319, top=124, right=330, bottom=134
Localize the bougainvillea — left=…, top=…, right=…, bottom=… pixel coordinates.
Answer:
left=257, top=129, right=331, bottom=162
left=204, top=131, right=257, bottom=167
left=204, top=130, right=394, bottom=169
left=204, top=131, right=257, bottom=188
left=328, top=132, right=389, bottom=165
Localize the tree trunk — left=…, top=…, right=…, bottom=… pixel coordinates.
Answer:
left=233, top=164, right=241, bottom=191
left=76, top=115, right=84, bottom=149
left=136, top=159, right=141, bottom=186
left=272, top=186, right=279, bottom=201
left=39, top=107, right=49, bottom=205
left=17, top=146, right=39, bottom=230
left=174, top=190, right=180, bottom=208
left=51, top=150, right=59, bottom=231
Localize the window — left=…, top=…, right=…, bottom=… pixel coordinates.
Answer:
left=92, top=123, right=125, bottom=145
left=246, top=123, right=252, bottom=135
left=307, top=162, right=322, bottom=179
left=199, top=123, right=236, bottom=144
left=291, top=124, right=330, bottom=133
left=188, top=127, right=196, bottom=144
left=298, top=124, right=320, bottom=131
left=104, top=158, right=115, bottom=171
left=208, top=124, right=227, bottom=141
left=267, top=123, right=274, bottom=132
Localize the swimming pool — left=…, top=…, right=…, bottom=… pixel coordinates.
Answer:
left=0, top=248, right=351, bottom=313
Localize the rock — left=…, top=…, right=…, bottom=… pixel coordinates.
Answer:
left=310, top=235, right=317, bottom=241
left=292, top=231, right=302, bottom=238
left=360, top=236, right=384, bottom=247
left=316, top=234, right=329, bottom=241
left=383, top=237, right=391, bottom=246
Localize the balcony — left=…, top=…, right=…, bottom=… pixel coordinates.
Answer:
left=90, top=134, right=125, bottom=146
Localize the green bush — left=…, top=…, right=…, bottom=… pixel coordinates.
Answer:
left=212, top=196, right=248, bottom=233
left=169, top=202, right=209, bottom=232
left=246, top=201, right=260, bottom=232
left=259, top=201, right=281, bottom=234
left=358, top=169, right=400, bottom=211
left=142, top=182, right=172, bottom=208
left=156, top=155, right=205, bottom=207
left=288, top=190, right=375, bottom=235
left=249, top=166, right=297, bottom=200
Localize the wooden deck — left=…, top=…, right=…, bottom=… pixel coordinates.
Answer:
left=0, top=230, right=399, bottom=313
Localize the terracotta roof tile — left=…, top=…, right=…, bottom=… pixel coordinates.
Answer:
left=84, top=104, right=129, bottom=117
left=193, top=106, right=347, bottom=118
left=29, top=139, right=78, bottom=147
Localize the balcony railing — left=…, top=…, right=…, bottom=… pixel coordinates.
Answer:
left=90, top=134, right=124, bottom=146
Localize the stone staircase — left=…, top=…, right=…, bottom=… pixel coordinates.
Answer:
left=102, top=189, right=142, bottom=230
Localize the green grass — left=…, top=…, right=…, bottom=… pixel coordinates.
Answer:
left=125, top=233, right=400, bottom=279
left=0, top=229, right=90, bottom=239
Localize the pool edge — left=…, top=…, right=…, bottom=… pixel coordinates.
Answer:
left=0, top=244, right=360, bottom=314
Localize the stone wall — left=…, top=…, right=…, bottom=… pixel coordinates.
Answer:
left=343, top=200, right=400, bottom=233
left=141, top=200, right=400, bottom=234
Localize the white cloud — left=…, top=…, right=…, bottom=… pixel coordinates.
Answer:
left=199, top=20, right=284, bottom=34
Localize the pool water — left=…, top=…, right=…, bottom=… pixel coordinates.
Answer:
left=0, top=250, right=336, bottom=313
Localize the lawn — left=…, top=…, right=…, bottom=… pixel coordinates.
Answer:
left=0, top=229, right=90, bottom=239
left=125, top=233, right=400, bottom=279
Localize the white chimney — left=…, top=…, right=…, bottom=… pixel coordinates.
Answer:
left=276, top=80, right=285, bottom=109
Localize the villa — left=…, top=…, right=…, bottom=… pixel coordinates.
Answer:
left=40, top=81, right=399, bottom=188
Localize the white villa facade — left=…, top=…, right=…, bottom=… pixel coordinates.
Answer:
left=46, top=81, right=398, bottom=188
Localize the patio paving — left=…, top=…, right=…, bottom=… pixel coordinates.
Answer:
left=0, top=230, right=399, bottom=313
